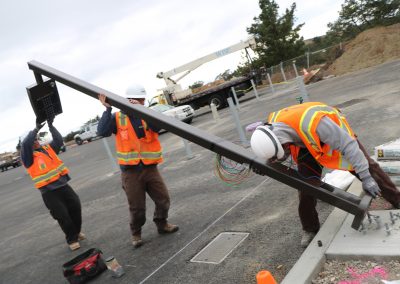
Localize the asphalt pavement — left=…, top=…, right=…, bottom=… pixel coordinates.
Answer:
left=0, top=59, right=399, bottom=284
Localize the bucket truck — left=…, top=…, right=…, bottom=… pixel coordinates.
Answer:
left=156, top=37, right=256, bottom=110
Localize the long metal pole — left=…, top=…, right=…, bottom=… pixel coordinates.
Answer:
left=250, top=79, right=260, bottom=100
left=267, top=73, right=275, bottom=94
left=280, top=62, right=287, bottom=82
left=227, top=97, right=248, bottom=147
left=230, top=87, right=240, bottom=110
left=27, top=60, right=371, bottom=230
left=102, top=137, right=119, bottom=173
left=292, top=61, right=299, bottom=77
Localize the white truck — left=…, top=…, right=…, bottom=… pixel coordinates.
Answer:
left=156, top=37, right=256, bottom=110
left=74, top=122, right=101, bottom=145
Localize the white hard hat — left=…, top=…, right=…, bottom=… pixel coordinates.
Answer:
left=125, top=84, right=147, bottom=99
left=250, top=125, right=284, bottom=161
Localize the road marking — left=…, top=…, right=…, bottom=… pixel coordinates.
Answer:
left=138, top=177, right=271, bottom=284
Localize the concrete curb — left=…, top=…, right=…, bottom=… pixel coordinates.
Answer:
left=281, top=180, right=363, bottom=284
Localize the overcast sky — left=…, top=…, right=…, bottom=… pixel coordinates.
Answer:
left=0, top=0, right=343, bottom=153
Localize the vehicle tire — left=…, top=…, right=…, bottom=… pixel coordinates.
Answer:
left=185, top=118, right=193, bottom=124
left=75, top=137, right=83, bottom=145
left=208, top=95, right=224, bottom=110
left=88, top=138, right=92, bottom=142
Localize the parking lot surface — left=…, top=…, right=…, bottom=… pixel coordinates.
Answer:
left=1, top=59, right=399, bottom=283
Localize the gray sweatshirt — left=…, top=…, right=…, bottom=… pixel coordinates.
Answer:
left=272, top=117, right=370, bottom=178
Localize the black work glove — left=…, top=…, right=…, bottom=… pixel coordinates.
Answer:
left=361, top=176, right=381, bottom=198
left=35, top=118, right=45, bottom=131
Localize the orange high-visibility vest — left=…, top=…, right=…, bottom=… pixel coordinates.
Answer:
left=268, top=102, right=356, bottom=170
left=27, top=145, right=69, bottom=189
left=115, top=112, right=163, bottom=165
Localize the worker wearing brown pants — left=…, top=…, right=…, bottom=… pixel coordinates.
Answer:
left=97, top=85, right=179, bottom=248
left=121, top=165, right=172, bottom=237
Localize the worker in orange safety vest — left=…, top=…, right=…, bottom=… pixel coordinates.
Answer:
left=250, top=102, right=400, bottom=247
left=21, top=117, right=84, bottom=251
left=97, top=84, right=179, bottom=249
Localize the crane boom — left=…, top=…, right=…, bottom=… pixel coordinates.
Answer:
left=156, top=37, right=256, bottom=87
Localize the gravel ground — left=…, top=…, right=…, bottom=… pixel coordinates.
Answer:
left=313, top=260, right=400, bottom=284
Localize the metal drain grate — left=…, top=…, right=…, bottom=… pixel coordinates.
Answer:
left=190, top=232, right=249, bottom=264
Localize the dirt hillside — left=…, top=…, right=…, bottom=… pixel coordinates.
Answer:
left=327, top=23, right=400, bottom=75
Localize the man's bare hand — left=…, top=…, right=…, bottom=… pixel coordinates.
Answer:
left=98, top=94, right=111, bottom=108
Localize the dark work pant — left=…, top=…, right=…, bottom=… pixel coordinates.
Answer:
left=297, top=148, right=322, bottom=233
left=297, top=140, right=400, bottom=232
left=121, top=165, right=171, bottom=236
left=41, top=184, right=82, bottom=244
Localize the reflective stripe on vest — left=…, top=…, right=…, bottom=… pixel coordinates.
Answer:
left=27, top=145, right=69, bottom=188
left=32, top=163, right=68, bottom=185
left=115, top=112, right=163, bottom=165
left=118, top=113, right=128, bottom=127
left=299, top=105, right=353, bottom=150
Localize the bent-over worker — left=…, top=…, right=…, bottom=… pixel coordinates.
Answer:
left=250, top=102, right=400, bottom=247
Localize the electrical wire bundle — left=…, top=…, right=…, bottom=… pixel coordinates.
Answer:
left=214, top=154, right=253, bottom=186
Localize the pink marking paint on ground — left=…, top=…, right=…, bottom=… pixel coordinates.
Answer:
left=338, top=266, right=388, bottom=284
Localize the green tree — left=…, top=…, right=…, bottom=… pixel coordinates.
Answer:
left=247, top=0, right=305, bottom=67
left=64, top=130, right=81, bottom=142
left=232, top=62, right=253, bottom=78
left=215, top=69, right=234, bottom=81
left=189, top=81, right=204, bottom=90
left=83, top=115, right=100, bottom=127
left=327, top=0, right=400, bottom=41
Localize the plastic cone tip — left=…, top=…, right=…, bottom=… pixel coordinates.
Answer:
left=256, top=270, right=277, bottom=284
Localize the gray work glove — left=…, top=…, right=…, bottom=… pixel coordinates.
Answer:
left=361, top=175, right=381, bottom=198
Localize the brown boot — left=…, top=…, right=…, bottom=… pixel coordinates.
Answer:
left=132, top=234, right=143, bottom=248
left=157, top=223, right=179, bottom=234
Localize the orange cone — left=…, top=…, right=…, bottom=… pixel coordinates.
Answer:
left=256, top=270, right=277, bottom=284
left=302, top=68, right=309, bottom=76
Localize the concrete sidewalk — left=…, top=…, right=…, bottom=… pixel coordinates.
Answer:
left=282, top=180, right=400, bottom=284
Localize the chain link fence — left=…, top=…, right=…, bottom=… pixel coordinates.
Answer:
left=256, top=42, right=349, bottom=84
